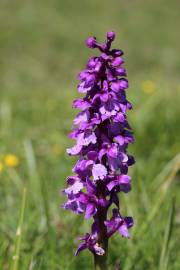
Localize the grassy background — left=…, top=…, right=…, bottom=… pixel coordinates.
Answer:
left=0, top=0, right=180, bottom=269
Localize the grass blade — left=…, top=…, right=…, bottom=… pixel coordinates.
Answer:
left=154, top=153, right=180, bottom=189
left=24, top=139, right=50, bottom=231
left=136, top=154, right=179, bottom=237
left=158, top=199, right=175, bottom=270
left=124, top=156, right=179, bottom=270
left=11, top=187, right=27, bottom=270
left=40, top=176, right=51, bottom=231
left=23, top=139, right=39, bottom=185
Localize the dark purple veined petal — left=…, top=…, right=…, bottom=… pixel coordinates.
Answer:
left=86, top=177, right=96, bottom=194
left=62, top=195, right=85, bottom=214
left=107, top=180, right=119, bottom=191
left=85, top=203, right=97, bottom=218
left=67, top=175, right=80, bottom=185
left=63, top=181, right=84, bottom=195
left=75, top=243, right=87, bottom=256
left=113, top=112, right=125, bottom=123
left=77, top=131, right=97, bottom=146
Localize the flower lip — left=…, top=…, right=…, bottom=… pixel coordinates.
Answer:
left=92, top=164, right=108, bottom=181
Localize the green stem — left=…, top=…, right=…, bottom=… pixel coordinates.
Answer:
left=94, top=242, right=108, bottom=270
left=11, top=188, right=27, bottom=270
left=94, top=205, right=108, bottom=270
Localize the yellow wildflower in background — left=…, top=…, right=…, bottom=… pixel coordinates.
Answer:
left=0, top=162, right=3, bottom=172
left=4, top=154, right=19, bottom=167
left=142, top=80, right=156, bottom=94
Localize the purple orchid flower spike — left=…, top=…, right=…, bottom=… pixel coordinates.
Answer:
left=62, top=31, right=135, bottom=270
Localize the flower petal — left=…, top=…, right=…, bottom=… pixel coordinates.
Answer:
left=85, top=203, right=97, bottom=219
left=92, top=164, right=107, bottom=181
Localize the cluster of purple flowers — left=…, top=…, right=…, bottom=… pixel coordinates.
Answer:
left=63, top=31, right=135, bottom=257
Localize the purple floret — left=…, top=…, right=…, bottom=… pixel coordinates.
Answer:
left=62, top=31, right=135, bottom=256
left=105, top=209, right=133, bottom=238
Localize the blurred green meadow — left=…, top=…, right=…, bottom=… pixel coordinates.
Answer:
left=0, top=0, right=180, bottom=269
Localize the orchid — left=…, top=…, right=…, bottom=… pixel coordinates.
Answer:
left=62, top=31, right=135, bottom=269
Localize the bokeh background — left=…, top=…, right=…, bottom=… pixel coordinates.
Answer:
left=0, top=0, right=180, bottom=269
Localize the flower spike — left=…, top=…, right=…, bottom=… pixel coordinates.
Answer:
left=62, top=31, right=135, bottom=269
